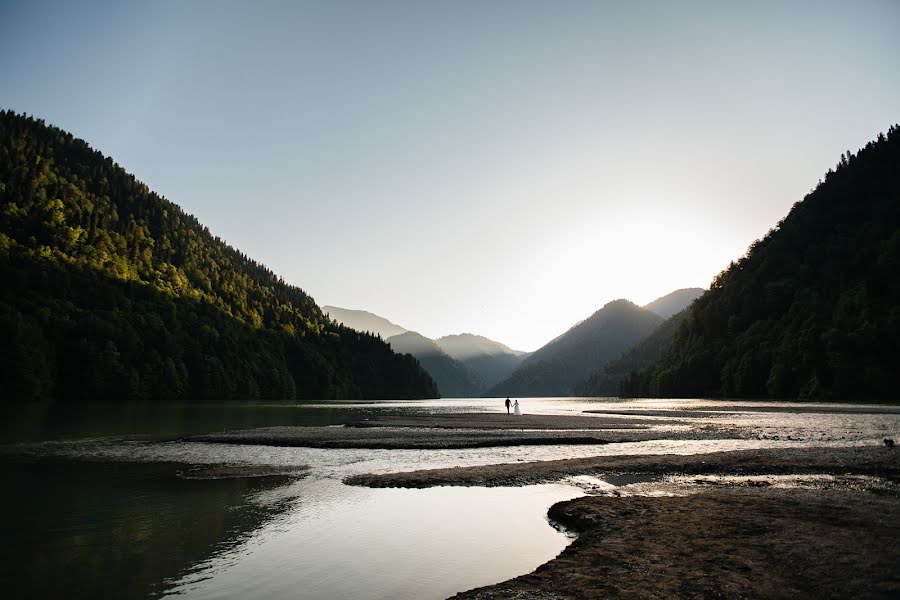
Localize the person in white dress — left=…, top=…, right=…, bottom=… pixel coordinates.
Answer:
left=513, top=399, right=522, bottom=415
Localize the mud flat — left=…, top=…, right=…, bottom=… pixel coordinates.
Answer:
left=346, top=446, right=900, bottom=488
left=345, top=414, right=671, bottom=429
left=188, top=413, right=728, bottom=450
left=454, top=488, right=900, bottom=599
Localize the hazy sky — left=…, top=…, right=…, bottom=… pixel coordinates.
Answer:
left=2, top=1, right=898, bottom=350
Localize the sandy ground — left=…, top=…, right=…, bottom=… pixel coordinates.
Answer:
left=454, top=488, right=900, bottom=599
left=188, top=414, right=730, bottom=449
left=345, top=446, right=900, bottom=488
left=346, top=414, right=672, bottom=429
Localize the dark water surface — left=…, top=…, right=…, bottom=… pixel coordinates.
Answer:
left=0, top=461, right=291, bottom=599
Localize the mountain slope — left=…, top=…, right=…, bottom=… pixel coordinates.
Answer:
left=643, top=288, right=704, bottom=319
left=324, top=306, right=408, bottom=339
left=489, top=300, right=663, bottom=397
left=625, top=126, right=900, bottom=400
left=574, top=308, right=692, bottom=396
left=0, top=111, right=437, bottom=402
left=435, top=333, right=529, bottom=390
left=387, top=332, right=480, bottom=397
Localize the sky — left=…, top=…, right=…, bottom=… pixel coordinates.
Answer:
left=2, top=1, right=899, bottom=351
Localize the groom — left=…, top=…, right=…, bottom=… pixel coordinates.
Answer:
left=505, top=397, right=511, bottom=414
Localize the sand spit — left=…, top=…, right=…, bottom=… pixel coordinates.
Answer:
left=345, top=446, right=900, bottom=488
left=188, top=413, right=731, bottom=450
left=454, top=488, right=900, bottom=599
left=345, top=414, right=668, bottom=430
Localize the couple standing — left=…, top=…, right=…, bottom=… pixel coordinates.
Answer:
left=504, top=397, right=521, bottom=415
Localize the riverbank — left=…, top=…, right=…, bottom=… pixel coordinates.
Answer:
left=341, top=438, right=899, bottom=598
left=346, top=445, right=899, bottom=487
left=455, top=487, right=900, bottom=599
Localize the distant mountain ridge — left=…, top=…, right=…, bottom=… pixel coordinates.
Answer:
left=575, top=307, right=693, bottom=396
left=436, top=334, right=530, bottom=390
left=325, top=306, right=527, bottom=396
left=488, top=300, right=663, bottom=397
left=323, top=306, right=408, bottom=339
left=643, top=288, right=704, bottom=319
left=386, top=332, right=481, bottom=397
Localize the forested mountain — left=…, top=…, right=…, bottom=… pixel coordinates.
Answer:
left=488, top=300, right=663, bottom=397
left=574, top=308, right=691, bottom=396
left=386, top=332, right=480, bottom=397
left=624, top=126, right=900, bottom=400
left=0, top=111, right=437, bottom=402
left=643, top=288, right=704, bottom=319
left=435, top=333, right=529, bottom=390
left=323, top=305, right=408, bottom=340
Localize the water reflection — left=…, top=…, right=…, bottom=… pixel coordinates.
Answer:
left=166, top=481, right=582, bottom=600
left=0, top=461, right=292, bottom=599
left=4, top=397, right=899, bottom=599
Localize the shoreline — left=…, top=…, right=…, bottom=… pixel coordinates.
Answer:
left=345, top=445, right=899, bottom=488
left=186, top=413, right=740, bottom=450
left=454, top=487, right=900, bottom=599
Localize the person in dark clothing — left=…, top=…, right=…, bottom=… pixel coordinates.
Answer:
left=505, top=397, right=511, bottom=414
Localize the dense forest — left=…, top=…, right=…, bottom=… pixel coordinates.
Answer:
left=0, top=111, right=437, bottom=402
left=489, top=300, right=662, bottom=397
left=624, top=126, right=900, bottom=400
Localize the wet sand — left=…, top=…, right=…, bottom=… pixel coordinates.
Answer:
left=188, top=413, right=727, bottom=450
left=455, top=489, right=900, bottom=599
left=345, top=445, right=900, bottom=487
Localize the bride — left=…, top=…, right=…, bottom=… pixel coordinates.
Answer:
left=513, top=399, right=522, bottom=415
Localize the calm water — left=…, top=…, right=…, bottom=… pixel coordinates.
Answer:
left=2, top=398, right=899, bottom=599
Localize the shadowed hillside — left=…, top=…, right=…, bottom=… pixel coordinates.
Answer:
left=387, top=332, right=480, bottom=397
left=643, top=288, right=704, bottom=319
left=488, top=300, right=662, bottom=397
left=0, top=111, right=437, bottom=402
left=574, top=308, right=692, bottom=396
left=625, top=126, right=900, bottom=400
left=435, top=334, right=529, bottom=390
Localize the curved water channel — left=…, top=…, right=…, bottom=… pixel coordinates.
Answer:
left=3, top=398, right=899, bottom=599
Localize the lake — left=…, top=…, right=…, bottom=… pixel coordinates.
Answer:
left=2, top=398, right=898, bottom=598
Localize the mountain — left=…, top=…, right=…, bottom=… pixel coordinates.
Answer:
left=643, top=288, right=704, bottom=319
left=574, top=308, right=692, bottom=396
left=624, top=126, right=900, bottom=400
left=386, top=332, right=480, bottom=397
left=323, top=306, right=408, bottom=340
left=0, top=111, right=437, bottom=402
left=435, top=333, right=529, bottom=390
left=488, top=300, right=663, bottom=397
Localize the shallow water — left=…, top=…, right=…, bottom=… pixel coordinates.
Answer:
left=3, top=397, right=899, bottom=599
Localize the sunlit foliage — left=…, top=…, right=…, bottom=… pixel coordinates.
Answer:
left=0, top=111, right=437, bottom=402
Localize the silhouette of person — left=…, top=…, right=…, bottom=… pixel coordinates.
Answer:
left=513, top=399, right=521, bottom=416
left=505, top=397, right=511, bottom=414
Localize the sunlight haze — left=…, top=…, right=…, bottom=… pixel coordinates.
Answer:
left=2, top=0, right=898, bottom=350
